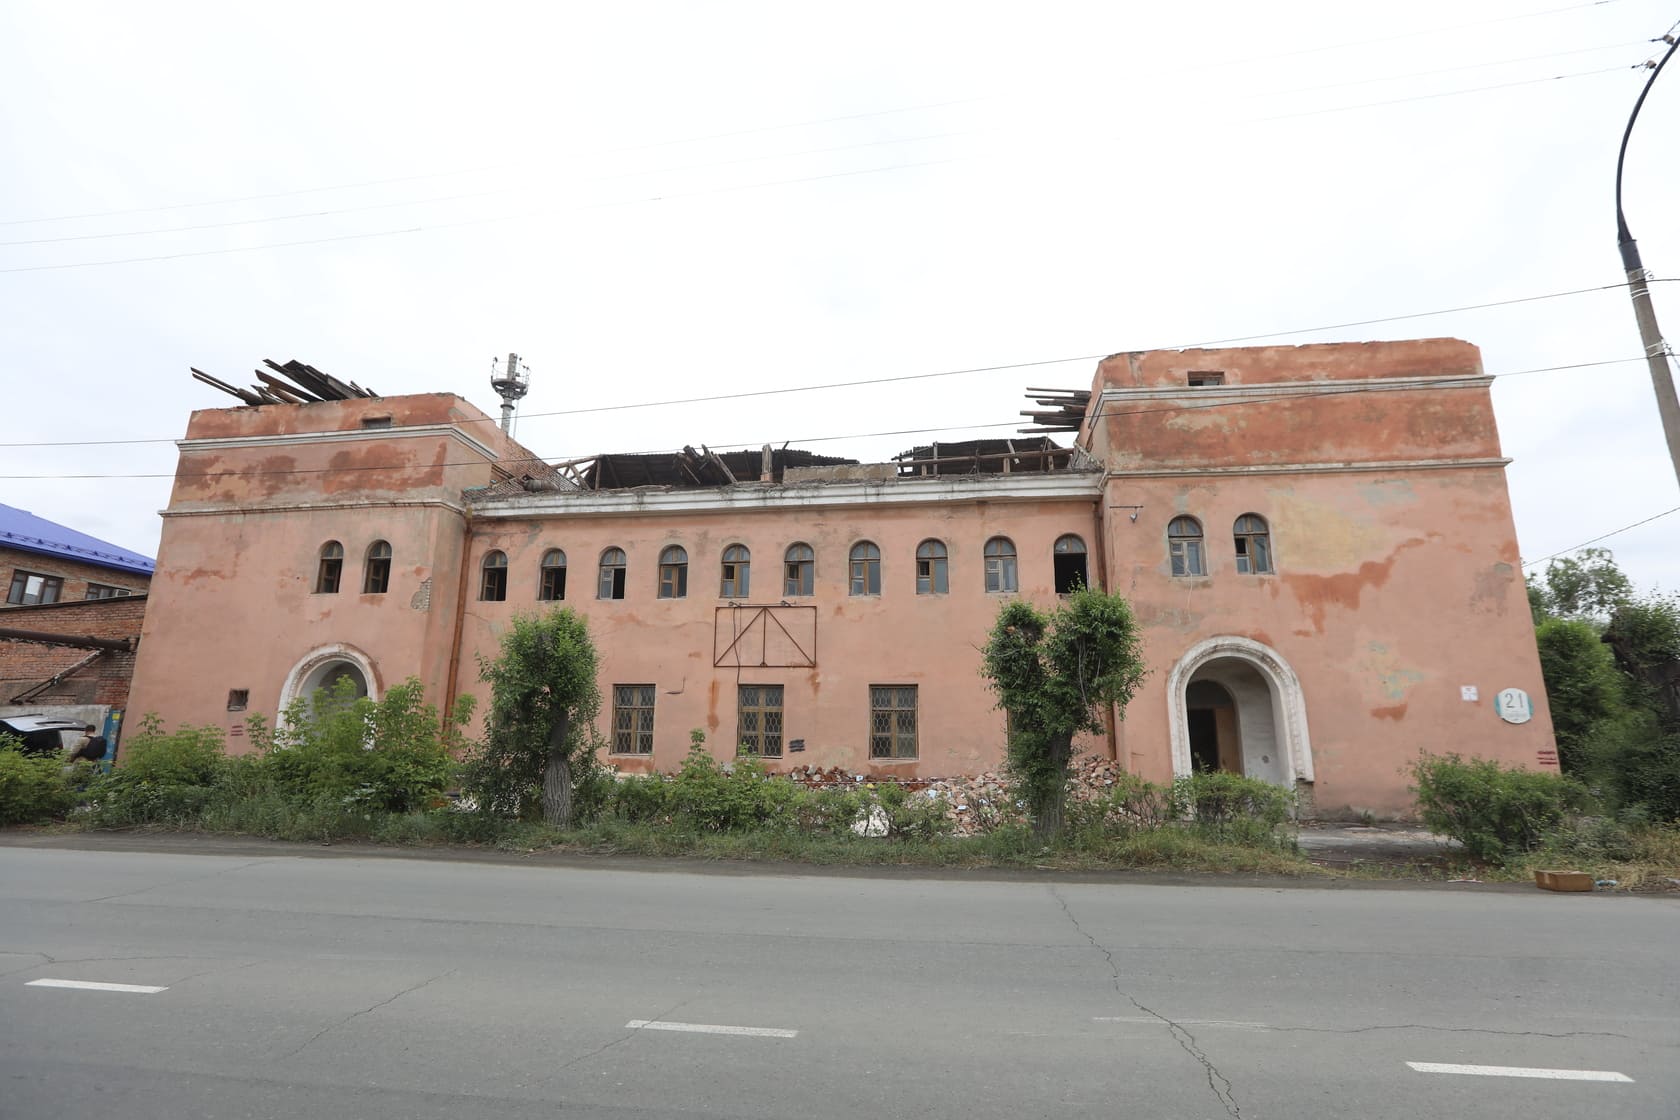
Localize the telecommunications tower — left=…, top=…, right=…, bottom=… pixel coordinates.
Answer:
left=490, top=352, right=530, bottom=434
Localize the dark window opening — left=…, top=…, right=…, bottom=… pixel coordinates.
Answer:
left=1187, top=371, right=1226, bottom=387
left=226, top=689, right=249, bottom=712
left=84, top=583, right=131, bottom=601
left=480, top=550, right=508, bottom=601
left=361, top=416, right=394, bottom=429
left=363, top=540, right=392, bottom=594
left=1052, top=534, right=1087, bottom=594
left=599, top=548, right=627, bottom=600
left=315, top=542, right=343, bottom=595
left=539, top=549, right=567, bottom=601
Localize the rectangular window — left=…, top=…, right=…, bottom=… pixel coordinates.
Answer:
left=737, top=684, right=784, bottom=757
left=361, top=416, right=394, bottom=429
left=226, top=689, right=249, bottom=712
left=720, top=561, right=748, bottom=599
left=869, top=685, right=918, bottom=759
left=84, top=583, right=132, bottom=600
left=1170, top=540, right=1204, bottom=578
left=7, top=571, right=63, bottom=606
left=784, top=558, right=813, bottom=597
left=539, top=567, right=567, bottom=601
left=611, top=684, right=656, bottom=755
left=916, top=557, right=948, bottom=595
left=1187, top=371, right=1225, bottom=387
left=984, top=555, right=1017, bottom=593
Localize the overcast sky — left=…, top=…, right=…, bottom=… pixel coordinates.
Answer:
left=3, top=0, right=1677, bottom=594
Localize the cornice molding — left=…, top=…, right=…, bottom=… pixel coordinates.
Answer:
left=1097, top=373, right=1492, bottom=405
left=1105, top=457, right=1511, bottom=479
left=176, top=424, right=501, bottom=462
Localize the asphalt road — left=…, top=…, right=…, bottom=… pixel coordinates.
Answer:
left=1, top=842, right=1675, bottom=1120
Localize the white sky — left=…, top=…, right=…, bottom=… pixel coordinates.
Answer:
left=2, top=0, right=1677, bottom=593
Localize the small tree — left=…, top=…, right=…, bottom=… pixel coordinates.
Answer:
left=981, top=587, right=1146, bottom=839
left=471, top=609, right=601, bottom=827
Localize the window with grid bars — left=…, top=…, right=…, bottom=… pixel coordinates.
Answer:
left=737, top=684, right=784, bottom=757
left=869, top=685, right=918, bottom=759
left=1233, top=513, right=1274, bottom=574
left=720, top=544, right=750, bottom=598
left=611, top=684, right=656, bottom=755
left=1168, top=517, right=1205, bottom=577
left=784, top=543, right=814, bottom=596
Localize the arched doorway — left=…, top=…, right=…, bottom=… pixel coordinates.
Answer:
left=278, top=644, right=380, bottom=717
left=1168, top=636, right=1314, bottom=789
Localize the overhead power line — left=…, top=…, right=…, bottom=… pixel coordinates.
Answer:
left=1521, top=506, right=1680, bottom=569
left=0, top=358, right=1648, bottom=479
left=0, top=280, right=1662, bottom=451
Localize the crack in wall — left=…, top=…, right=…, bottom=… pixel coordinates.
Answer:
left=278, top=968, right=456, bottom=1061
left=1049, top=886, right=1241, bottom=1119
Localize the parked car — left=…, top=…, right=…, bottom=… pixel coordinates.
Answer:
left=0, top=715, right=89, bottom=757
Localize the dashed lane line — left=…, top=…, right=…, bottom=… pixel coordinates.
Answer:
left=625, top=1020, right=798, bottom=1038
left=1407, top=1062, right=1633, bottom=1083
left=26, top=978, right=169, bottom=994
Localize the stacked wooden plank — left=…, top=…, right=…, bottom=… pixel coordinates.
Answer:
left=1019, top=386, right=1091, bottom=433
left=190, top=359, right=380, bottom=406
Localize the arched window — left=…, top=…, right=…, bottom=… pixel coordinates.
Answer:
left=849, top=541, right=881, bottom=596
left=480, top=550, right=508, bottom=601
left=315, top=541, right=344, bottom=594
left=362, top=540, right=392, bottom=595
left=1053, top=534, right=1087, bottom=594
left=1168, top=517, right=1205, bottom=577
left=983, top=536, right=1018, bottom=593
left=915, top=539, right=948, bottom=595
left=658, top=545, right=688, bottom=599
left=598, top=547, right=627, bottom=600
left=783, top=543, right=814, bottom=597
left=1233, top=514, right=1274, bottom=574
left=720, top=545, right=750, bottom=599
left=539, top=548, right=567, bottom=601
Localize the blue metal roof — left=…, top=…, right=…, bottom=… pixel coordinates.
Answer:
left=0, top=503, right=155, bottom=576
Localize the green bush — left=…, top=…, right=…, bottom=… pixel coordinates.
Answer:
left=252, top=678, right=464, bottom=813
left=1411, top=753, right=1590, bottom=863
left=120, top=717, right=227, bottom=786
left=1170, top=771, right=1294, bottom=843
left=1068, top=773, right=1173, bottom=836
left=872, top=781, right=953, bottom=841
left=609, top=772, right=673, bottom=823
left=0, top=739, right=75, bottom=825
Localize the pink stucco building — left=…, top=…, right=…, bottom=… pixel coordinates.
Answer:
left=126, top=339, right=1556, bottom=816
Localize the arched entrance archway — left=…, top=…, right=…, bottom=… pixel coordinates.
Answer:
left=278, top=643, right=380, bottom=717
left=1168, top=636, right=1314, bottom=789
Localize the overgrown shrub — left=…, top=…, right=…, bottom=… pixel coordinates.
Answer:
left=1068, top=773, right=1173, bottom=835
left=251, top=678, right=467, bottom=813
left=1171, top=771, right=1294, bottom=843
left=86, top=718, right=229, bottom=826
left=872, top=781, right=953, bottom=841
left=1411, top=753, right=1590, bottom=863
left=0, top=739, right=75, bottom=825
left=609, top=772, right=673, bottom=823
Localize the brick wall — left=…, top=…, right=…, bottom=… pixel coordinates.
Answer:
left=1, top=545, right=152, bottom=607
left=0, top=595, right=148, bottom=708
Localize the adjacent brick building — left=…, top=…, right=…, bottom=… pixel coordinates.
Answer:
left=126, top=339, right=1557, bottom=817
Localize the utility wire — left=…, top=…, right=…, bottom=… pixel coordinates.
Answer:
left=1522, top=505, right=1680, bottom=568
left=0, top=357, right=1648, bottom=477
left=0, top=280, right=1663, bottom=451
left=0, top=62, right=1641, bottom=274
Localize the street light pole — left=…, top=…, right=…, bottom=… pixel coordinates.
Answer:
left=1615, top=30, right=1680, bottom=490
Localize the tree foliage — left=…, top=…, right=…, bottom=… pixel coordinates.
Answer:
left=981, top=587, right=1146, bottom=838
left=1534, top=618, right=1626, bottom=774
left=1529, top=547, right=1633, bottom=623
left=465, top=609, right=601, bottom=826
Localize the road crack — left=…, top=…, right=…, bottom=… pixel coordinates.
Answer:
left=278, top=968, right=456, bottom=1061
left=1050, top=886, right=1241, bottom=1119
left=1271, top=1023, right=1634, bottom=1040
left=82, top=858, right=269, bottom=903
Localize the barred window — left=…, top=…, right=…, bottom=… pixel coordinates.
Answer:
left=539, top=548, right=567, bottom=601
left=658, top=545, right=688, bottom=599
left=721, top=544, right=751, bottom=599
left=363, top=540, right=392, bottom=595
left=1168, top=517, right=1205, bottom=577
left=598, top=548, right=627, bottom=600
left=1233, top=514, right=1274, bottom=574
left=611, top=684, right=656, bottom=755
left=869, top=685, right=918, bottom=759
left=480, top=550, right=508, bottom=601
left=915, top=539, right=948, bottom=595
left=983, top=536, right=1018, bottom=593
left=315, top=541, right=343, bottom=595
left=849, top=541, right=881, bottom=596
left=737, top=684, right=784, bottom=757
left=784, top=543, right=814, bottom=597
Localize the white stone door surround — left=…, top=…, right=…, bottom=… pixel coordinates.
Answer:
left=1167, top=635, right=1314, bottom=786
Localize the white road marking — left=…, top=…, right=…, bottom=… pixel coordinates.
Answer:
left=1407, top=1062, right=1633, bottom=1083
left=625, top=1019, right=797, bottom=1038
left=1094, top=1017, right=1269, bottom=1031
left=27, top=978, right=169, bottom=995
